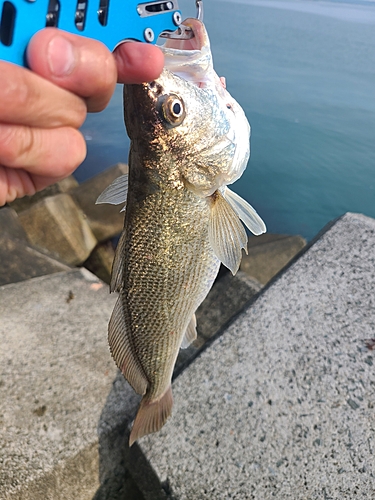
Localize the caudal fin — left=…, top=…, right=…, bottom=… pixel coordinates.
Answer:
left=129, top=386, right=173, bottom=446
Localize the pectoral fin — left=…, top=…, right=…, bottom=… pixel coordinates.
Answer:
left=223, top=187, right=266, bottom=235
left=208, top=190, right=248, bottom=275
left=108, top=295, right=148, bottom=396
left=180, top=314, right=197, bottom=349
left=96, top=174, right=128, bottom=211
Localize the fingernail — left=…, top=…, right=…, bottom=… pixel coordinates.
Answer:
left=47, top=36, right=76, bottom=77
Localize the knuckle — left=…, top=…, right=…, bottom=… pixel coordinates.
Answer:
left=0, top=126, right=34, bottom=166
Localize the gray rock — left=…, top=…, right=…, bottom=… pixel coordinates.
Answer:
left=17, top=193, right=97, bottom=266
left=137, top=213, right=375, bottom=499
left=241, top=233, right=306, bottom=285
left=71, top=163, right=128, bottom=242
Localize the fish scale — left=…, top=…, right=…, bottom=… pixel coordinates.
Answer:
left=123, top=183, right=220, bottom=400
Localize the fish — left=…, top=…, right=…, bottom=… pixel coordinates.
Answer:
left=96, top=18, right=266, bottom=446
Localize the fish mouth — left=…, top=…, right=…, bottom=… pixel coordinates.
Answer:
left=163, top=18, right=208, bottom=52
left=159, top=18, right=214, bottom=88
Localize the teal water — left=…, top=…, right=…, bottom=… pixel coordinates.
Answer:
left=77, top=0, right=375, bottom=240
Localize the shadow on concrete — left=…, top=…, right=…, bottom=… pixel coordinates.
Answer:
left=93, top=372, right=168, bottom=500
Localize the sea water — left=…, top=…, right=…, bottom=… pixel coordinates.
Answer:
left=77, top=0, right=375, bottom=241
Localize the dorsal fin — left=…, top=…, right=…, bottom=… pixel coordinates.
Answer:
left=223, top=187, right=266, bottom=235
left=96, top=174, right=128, bottom=208
left=108, top=295, right=148, bottom=396
left=180, top=314, right=197, bottom=349
left=208, top=190, right=248, bottom=275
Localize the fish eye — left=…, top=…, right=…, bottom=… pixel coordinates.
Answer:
left=171, top=100, right=182, bottom=117
left=158, top=94, right=186, bottom=128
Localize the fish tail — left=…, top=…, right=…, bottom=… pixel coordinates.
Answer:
left=129, top=385, right=173, bottom=446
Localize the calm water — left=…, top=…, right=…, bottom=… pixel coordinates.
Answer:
left=77, top=0, right=375, bottom=240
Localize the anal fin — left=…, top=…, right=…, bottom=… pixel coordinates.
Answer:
left=180, top=314, right=197, bottom=349
left=129, top=385, right=173, bottom=446
left=108, top=295, right=148, bottom=396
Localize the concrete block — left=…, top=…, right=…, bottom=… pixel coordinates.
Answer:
left=8, top=176, right=79, bottom=213
left=241, top=233, right=306, bottom=285
left=0, top=269, right=120, bottom=500
left=17, top=194, right=97, bottom=266
left=71, top=164, right=128, bottom=242
left=0, top=234, right=70, bottom=286
left=0, top=206, right=28, bottom=240
left=135, top=213, right=375, bottom=499
left=83, top=241, right=115, bottom=285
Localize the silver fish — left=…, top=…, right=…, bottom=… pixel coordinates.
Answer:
left=97, top=19, right=266, bottom=446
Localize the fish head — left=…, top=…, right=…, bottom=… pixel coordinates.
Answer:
left=123, top=19, right=250, bottom=197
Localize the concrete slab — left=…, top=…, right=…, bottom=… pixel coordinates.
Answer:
left=0, top=270, right=121, bottom=500
left=138, top=213, right=375, bottom=499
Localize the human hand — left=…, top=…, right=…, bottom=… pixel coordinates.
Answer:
left=0, top=28, right=164, bottom=206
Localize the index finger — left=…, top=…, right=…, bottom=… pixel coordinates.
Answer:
left=0, top=61, right=86, bottom=128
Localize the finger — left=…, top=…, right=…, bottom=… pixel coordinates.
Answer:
left=27, top=28, right=117, bottom=112
left=0, top=166, right=70, bottom=206
left=0, top=166, right=37, bottom=205
left=0, top=123, right=86, bottom=177
left=114, top=42, right=164, bottom=84
left=0, top=61, right=87, bottom=128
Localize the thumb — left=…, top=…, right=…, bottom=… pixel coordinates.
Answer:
left=27, top=28, right=117, bottom=112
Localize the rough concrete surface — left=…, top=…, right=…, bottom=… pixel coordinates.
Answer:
left=0, top=270, right=119, bottom=499
left=140, top=213, right=375, bottom=499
